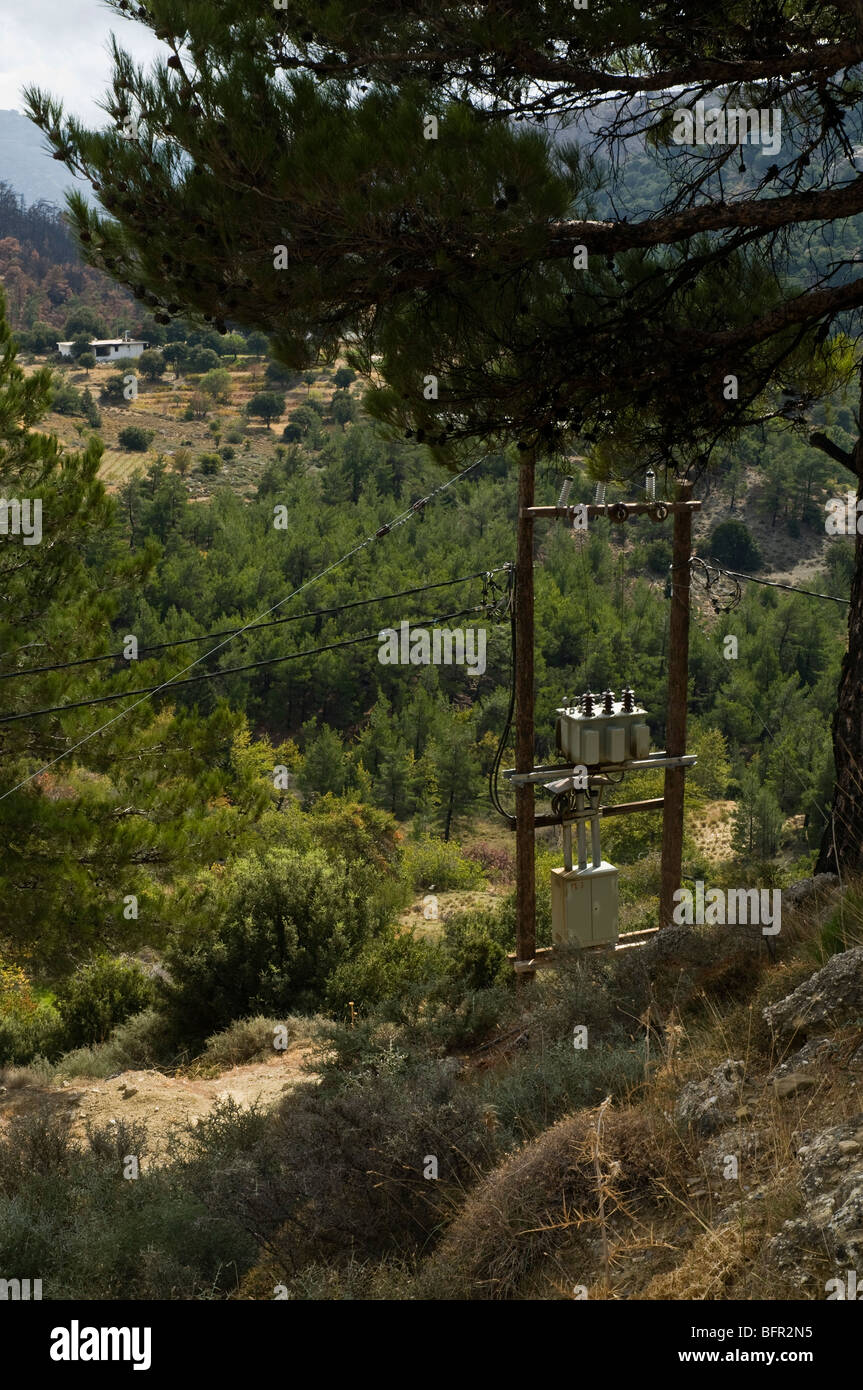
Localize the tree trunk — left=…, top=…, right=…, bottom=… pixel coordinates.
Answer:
left=816, top=370, right=863, bottom=877
left=514, top=451, right=536, bottom=972
left=817, top=485, right=863, bottom=876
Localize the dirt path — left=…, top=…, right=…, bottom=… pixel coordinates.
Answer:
left=3, top=1042, right=316, bottom=1162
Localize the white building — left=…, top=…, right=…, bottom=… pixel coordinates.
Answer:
left=56, top=332, right=149, bottom=362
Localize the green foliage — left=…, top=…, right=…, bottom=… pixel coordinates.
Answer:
left=117, top=424, right=154, bottom=451
left=138, top=348, right=165, bottom=380
left=159, top=848, right=389, bottom=1042
left=53, top=955, right=156, bottom=1050
left=199, top=367, right=232, bottom=402
left=197, top=451, right=221, bottom=474
left=0, top=1107, right=257, bottom=1298
left=245, top=390, right=285, bottom=427
left=50, top=380, right=84, bottom=416
left=100, top=370, right=133, bottom=405
left=400, top=836, right=486, bottom=891
left=709, top=518, right=763, bottom=571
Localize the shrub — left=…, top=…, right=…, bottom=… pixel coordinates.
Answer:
left=159, top=848, right=389, bottom=1043
left=80, top=387, right=101, bottom=428
left=199, top=367, right=233, bottom=402
left=441, top=911, right=509, bottom=991
left=100, top=371, right=134, bottom=405
left=55, top=1007, right=177, bottom=1078
left=401, top=836, right=487, bottom=892
left=709, top=518, right=762, bottom=571
left=197, top=452, right=221, bottom=475
left=117, top=424, right=154, bottom=452
left=643, top=537, right=673, bottom=575
left=0, top=1107, right=257, bottom=1298
left=462, top=842, right=514, bottom=882
left=220, top=444, right=236, bottom=461
left=324, top=930, right=441, bottom=1016
left=53, top=955, right=156, bottom=1050
left=50, top=381, right=83, bottom=416
left=0, top=957, right=62, bottom=1065
left=200, top=1014, right=322, bottom=1069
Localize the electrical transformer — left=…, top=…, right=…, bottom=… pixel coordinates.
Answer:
left=549, top=688, right=652, bottom=951
left=555, top=686, right=650, bottom=767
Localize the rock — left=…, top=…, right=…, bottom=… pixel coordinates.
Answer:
left=782, top=875, right=840, bottom=909
left=121, top=1087, right=138, bottom=1099
left=674, top=1059, right=749, bottom=1136
left=772, top=1073, right=819, bottom=1099
left=763, top=947, right=863, bottom=1043
left=768, top=1117, right=863, bottom=1270
left=768, top=1036, right=839, bottom=1080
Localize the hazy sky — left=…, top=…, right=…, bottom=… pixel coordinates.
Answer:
left=0, top=0, right=166, bottom=121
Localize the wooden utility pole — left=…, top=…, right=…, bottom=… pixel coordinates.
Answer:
left=659, top=480, right=693, bottom=927
left=514, top=450, right=536, bottom=975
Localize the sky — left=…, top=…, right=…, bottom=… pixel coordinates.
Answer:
left=0, top=0, right=166, bottom=122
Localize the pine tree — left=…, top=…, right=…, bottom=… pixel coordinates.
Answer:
left=25, top=2, right=863, bottom=874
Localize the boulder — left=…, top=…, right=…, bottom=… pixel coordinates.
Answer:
left=762, top=947, right=863, bottom=1043
left=674, top=1059, right=750, bottom=1136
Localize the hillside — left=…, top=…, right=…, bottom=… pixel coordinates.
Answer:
left=0, top=109, right=90, bottom=209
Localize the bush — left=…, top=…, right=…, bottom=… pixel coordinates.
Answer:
left=401, top=836, right=487, bottom=892
left=197, top=452, right=221, bottom=475
left=0, top=1106, right=258, bottom=1298
left=53, top=955, right=156, bottom=1050
left=709, top=518, right=762, bottom=571
left=220, top=444, right=236, bottom=461
left=199, top=367, right=233, bottom=402
left=324, top=930, right=441, bottom=1016
left=100, top=371, right=135, bottom=405
left=117, top=425, right=154, bottom=452
left=0, top=956, right=62, bottom=1065
left=80, top=387, right=101, bottom=428
left=159, top=847, right=389, bottom=1043
left=200, top=1014, right=322, bottom=1069
left=441, top=911, right=509, bottom=991
left=50, top=381, right=83, bottom=416
left=55, top=1008, right=176, bottom=1078
left=643, top=537, right=673, bottom=575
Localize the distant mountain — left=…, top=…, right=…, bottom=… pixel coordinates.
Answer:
left=0, top=109, right=90, bottom=210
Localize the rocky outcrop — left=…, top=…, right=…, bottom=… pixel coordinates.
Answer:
left=674, top=1059, right=753, bottom=1136
left=768, top=1117, right=863, bottom=1272
left=763, top=947, right=863, bottom=1043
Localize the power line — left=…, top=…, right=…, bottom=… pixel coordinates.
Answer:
left=718, top=565, right=850, bottom=606
left=0, top=568, right=506, bottom=681
left=0, top=606, right=487, bottom=725
left=0, top=452, right=489, bottom=800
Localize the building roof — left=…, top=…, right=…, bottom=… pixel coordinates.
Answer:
left=56, top=338, right=148, bottom=347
